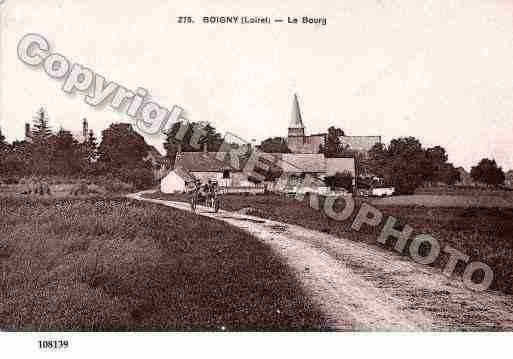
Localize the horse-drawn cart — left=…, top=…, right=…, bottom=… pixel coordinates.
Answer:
left=190, top=185, right=221, bottom=213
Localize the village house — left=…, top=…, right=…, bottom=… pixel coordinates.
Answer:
left=160, top=94, right=376, bottom=194
left=160, top=147, right=259, bottom=193
left=160, top=165, right=197, bottom=193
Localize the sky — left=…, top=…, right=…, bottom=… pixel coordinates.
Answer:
left=1, top=0, right=512, bottom=171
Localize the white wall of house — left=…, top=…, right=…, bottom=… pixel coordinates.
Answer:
left=189, top=171, right=258, bottom=187
left=161, top=171, right=187, bottom=193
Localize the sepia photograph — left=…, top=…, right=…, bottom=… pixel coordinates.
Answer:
left=1, top=0, right=513, bottom=357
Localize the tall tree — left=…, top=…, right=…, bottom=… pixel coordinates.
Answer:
left=387, top=137, right=426, bottom=194
left=83, top=130, right=98, bottom=163
left=164, top=121, right=224, bottom=167
left=259, top=137, right=291, bottom=153
left=51, top=128, right=80, bottom=176
left=471, top=158, right=505, bottom=187
left=98, top=123, right=148, bottom=168
left=367, top=142, right=389, bottom=179
left=202, top=122, right=224, bottom=152
left=32, top=108, right=52, bottom=143
left=368, top=137, right=427, bottom=194
left=31, top=107, right=53, bottom=175
left=437, top=163, right=461, bottom=185
left=319, top=126, right=347, bottom=157
left=422, top=146, right=448, bottom=183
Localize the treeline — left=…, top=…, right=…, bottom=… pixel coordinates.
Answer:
left=0, top=109, right=98, bottom=178
left=368, top=137, right=507, bottom=194
left=367, top=137, right=461, bottom=194
left=0, top=108, right=155, bottom=188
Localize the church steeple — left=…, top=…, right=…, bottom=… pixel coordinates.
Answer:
left=288, top=93, right=305, bottom=137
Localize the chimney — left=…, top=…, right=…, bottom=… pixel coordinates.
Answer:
left=82, top=118, right=88, bottom=141
left=25, top=123, right=30, bottom=140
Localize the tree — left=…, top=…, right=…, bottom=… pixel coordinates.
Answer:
left=471, top=158, right=505, bottom=187
left=51, top=128, right=80, bottom=176
left=202, top=122, right=224, bottom=152
left=319, top=126, right=347, bottom=157
left=259, top=137, right=291, bottom=153
left=367, top=142, right=389, bottom=179
left=388, top=137, right=427, bottom=194
left=32, top=108, right=52, bottom=143
left=98, top=123, right=148, bottom=168
left=5, top=140, right=32, bottom=177
left=367, top=137, right=427, bottom=194
left=78, top=130, right=99, bottom=175
left=164, top=121, right=224, bottom=168
left=422, top=146, right=448, bottom=183
left=324, top=171, right=353, bottom=191
left=31, top=107, right=53, bottom=175
left=437, top=163, right=461, bottom=185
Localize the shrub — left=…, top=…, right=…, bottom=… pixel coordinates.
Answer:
left=114, top=166, right=154, bottom=190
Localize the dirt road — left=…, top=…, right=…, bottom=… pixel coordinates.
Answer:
left=129, top=192, right=513, bottom=330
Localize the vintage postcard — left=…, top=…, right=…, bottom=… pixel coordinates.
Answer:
left=0, top=0, right=512, bottom=357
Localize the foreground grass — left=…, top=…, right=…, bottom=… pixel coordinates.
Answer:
left=147, top=192, right=513, bottom=295
left=0, top=196, right=326, bottom=331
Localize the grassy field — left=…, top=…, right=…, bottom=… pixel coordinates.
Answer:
left=416, top=186, right=513, bottom=197
left=372, top=194, right=513, bottom=208
left=147, top=191, right=513, bottom=294
left=0, top=196, right=326, bottom=331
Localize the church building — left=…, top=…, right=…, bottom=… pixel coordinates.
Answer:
left=286, top=94, right=381, bottom=158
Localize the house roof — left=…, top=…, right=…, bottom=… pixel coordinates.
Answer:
left=173, top=166, right=197, bottom=182
left=277, top=153, right=326, bottom=173
left=175, top=152, right=236, bottom=172
left=326, top=157, right=356, bottom=176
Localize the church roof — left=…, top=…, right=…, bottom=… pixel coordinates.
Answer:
left=289, top=93, right=305, bottom=129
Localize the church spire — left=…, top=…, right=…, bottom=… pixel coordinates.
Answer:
left=289, top=93, right=305, bottom=129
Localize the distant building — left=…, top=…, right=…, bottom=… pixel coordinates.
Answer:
left=273, top=153, right=356, bottom=191
left=173, top=149, right=255, bottom=188
left=505, top=170, right=513, bottom=188
left=286, top=94, right=326, bottom=154
left=160, top=166, right=197, bottom=193
left=286, top=94, right=381, bottom=157
left=162, top=93, right=371, bottom=192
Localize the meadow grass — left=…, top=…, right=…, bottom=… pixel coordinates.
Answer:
left=0, top=196, right=326, bottom=331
